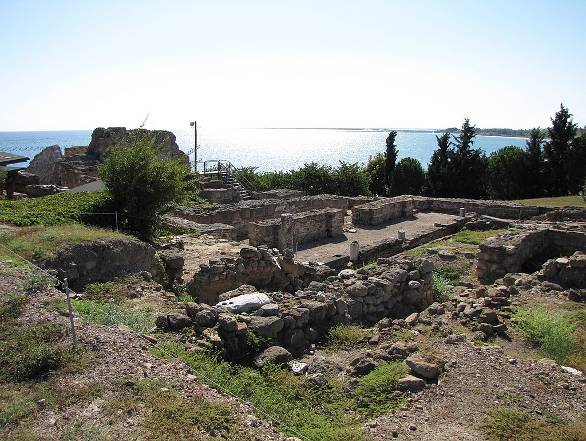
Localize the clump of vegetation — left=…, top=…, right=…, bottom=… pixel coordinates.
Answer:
left=482, top=407, right=586, bottom=441
left=99, top=136, right=190, bottom=239
left=513, top=305, right=583, bottom=365
left=326, top=324, right=373, bottom=351
left=153, top=341, right=371, bottom=441
left=106, top=379, right=242, bottom=440
left=0, top=224, right=127, bottom=261
left=83, top=276, right=140, bottom=303
left=432, top=272, right=453, bottom=302
left=434, top=266, right=461, bottom=283
left=0, top=191, right=113, bottom=227
left=354, top=362, right=408, bottom=417
left=73, top=300, right=155, bottom=334
left=0, top=294, right=66, bottom=382
left=450, top=228, right=507, bottom=245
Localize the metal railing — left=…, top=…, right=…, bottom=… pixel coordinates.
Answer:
left=200, top=159, right=254, bottom=193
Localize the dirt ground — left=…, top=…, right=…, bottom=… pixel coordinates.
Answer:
left=181, top=234, right=246, bottom=282
left=295, top=212, right=461, bottom=263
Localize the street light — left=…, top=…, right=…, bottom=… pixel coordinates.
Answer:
left=190, top=121, right=198, bottom=171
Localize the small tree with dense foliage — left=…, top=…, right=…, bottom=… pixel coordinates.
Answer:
left=451, top=118, right=488, bottom=198
left=426, top=132, right=453, bottom=197
left=544, top=104, right=577, bottom=195
left=365, top=153, right=387, bottom=196
left=332, top=161, right=371, bottom=196
left=98, top=137, right=189, bottom=239
left=525, top=128, right=545, bottom=197
left=391, top=157, right=426, bottom=195
left=487, top=146, right=527, bottom=199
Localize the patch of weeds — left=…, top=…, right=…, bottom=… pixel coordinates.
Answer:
left=482, top=407, right=586, bottom=441
left=434, top=266, right=462, bottom=283
left=175, top=293, right=193, bottom=303
left=22, top=269, right=55, bottom=294
left=354, top=362, right=408, bottom=417
left=74, top=300, right=155, bottom=334
left=152, top=341, right=366, bottom=441
left=325, top=324, right=373, bottom=351
left=246, top=330, right=269, bottom=352
left=450, top=228, right=507, bottom=245
left=357, top=260, right=378, bottom=274
left=513, top=305, right=579, bottom=364
left=432, top=272, right=453, bottom=302
left=0, top=224, right=128, bottom=261
left=83, top=277, right=140, bottom=303
left=106, top=379, right=245, bottom=441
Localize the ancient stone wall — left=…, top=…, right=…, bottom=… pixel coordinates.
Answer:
left=352, top=196, right=415, bottom=225
left=249, top=208, right=344, bottom=250
left=250, top=189, right=305, bottom=200
left=186, top=245, right=336, bottom=304
left=174, top=194, right=349, bottom=239
left=201, top=188, right=241, bottom=204
left=477, top=226, right=586, bottom=283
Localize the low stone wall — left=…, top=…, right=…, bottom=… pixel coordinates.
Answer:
left=201, top=188, right=241, bottom=204
left=352, top=196, right=415, bottom=225
left=477, top=226, right=586, bottom=283
left=250, top=189, right=305, bottom=200
left=41, top=238, right=166, bottom=290
left=173, top=194, right=349, bottom=239
left=541, top=252, right=586, bottom=289
left=186, top=245, right=336, bottom=304
left=249, top=208, right=344, bottom=250
left=166, top=257, right=434, bottom=357
left=411, top=196, right=552, bottom=220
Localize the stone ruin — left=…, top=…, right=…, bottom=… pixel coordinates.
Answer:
left=22, top=127, right=189, bottom=192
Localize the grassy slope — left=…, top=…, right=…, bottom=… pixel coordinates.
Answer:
left=515, top=195, right=586, bottom=208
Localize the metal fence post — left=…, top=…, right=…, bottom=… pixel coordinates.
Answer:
left=63, top=278, right=77, bottom=349
left=114, top=212, right=119, bottom=232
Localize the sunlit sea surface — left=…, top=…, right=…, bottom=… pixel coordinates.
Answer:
left=0, top=128, right=527, bottom=172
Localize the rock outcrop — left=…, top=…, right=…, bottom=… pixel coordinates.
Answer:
left=27, top=145, right=63, bottom=184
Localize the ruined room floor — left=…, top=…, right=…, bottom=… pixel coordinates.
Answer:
left=295, top=211, right=461, bottom=263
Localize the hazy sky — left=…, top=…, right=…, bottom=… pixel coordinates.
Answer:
left=1, top=0, right=585, bottom=131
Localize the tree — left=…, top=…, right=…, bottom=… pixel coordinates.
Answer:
left=391, top=157, right=426, bottom=195
left=98, top=136, right=190, bottom=239
left=332, top=161, right=371, bottom=196
left=385, top=130, right=398, bottom=189
left=426, top=132, right=453, bottom=196
left=451, top=118, right=488, bottom=198
left=543, top=104, right=577, bottom=195
left=525, top=128, right=545, bottom=197
left=487, top=146, right=527, bottom=200
left=365, top=153, right=387, bottom=196
left=568, top=133, right=586, bottom=194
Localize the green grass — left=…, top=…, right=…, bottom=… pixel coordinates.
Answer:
left=325, top=324, right=373, bottom=351
left=482, top=407, right=586, bottom=441
left=354, top=362, right=408, bottom=417
left=73, top=299, right=155, bottom=334
left=106, top=379, right=244, bottom=441
left=406, top=228, right=507, bottom=256
left=0, top=191, right=113, bottom=227
left=432, top=272, right=453, bottom=302
left=152, top=340, right=389, bottom=441
left=0, top=224, right=128, bottom=261
left=513, top=305, right=585, bottom=366
left=83, top=276, right=141, bottom=303
left=515, top=195, right=586, bottom=208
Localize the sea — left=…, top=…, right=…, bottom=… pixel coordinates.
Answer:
left=0, top=128, right=528, bottom=172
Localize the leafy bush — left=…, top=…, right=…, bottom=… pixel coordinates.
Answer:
left=73, top=300, right=155, bottom=334
left=354, top=362, right=408, bottom=417
left=487, top=146, right=528, bottom=199
left=482, top=407, right=586, bottom=441
left=514, top=306, right=578, bottom=363
left=326, top=324, right=373, bottom=350
left=432, top=272, right=453, bottom=302
left=99, top=136, right=190, bottom=239
left=365, top=153, right=387, bottom=196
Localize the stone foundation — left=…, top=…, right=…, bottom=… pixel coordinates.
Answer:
left=250, top=189, right=305, bottom=200
left=352, top=196, right=415, bottom=225
left=201, top=187, right=241, bottom=204
left=186, top=245, right=336, bottom=304
left=477, top=226, right=586, bottom=283
left=249, top=208, right=344, bottom=250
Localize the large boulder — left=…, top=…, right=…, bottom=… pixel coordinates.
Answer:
left=26, top=145, right=63, bottom=184
left=254, top=346, right=292, bottom=367
left=216, top=292, right=271, bottom=313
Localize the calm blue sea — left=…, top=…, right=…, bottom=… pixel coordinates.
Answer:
left=0, top=128, right=528, bottom=172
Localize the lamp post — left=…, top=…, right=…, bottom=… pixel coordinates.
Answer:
left=189, top=121, right=197, bottom=171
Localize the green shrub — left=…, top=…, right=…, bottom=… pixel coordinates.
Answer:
left=99, top=136, right=190, bottom=239
left=0, top=323, right=65, bottom=382
left=482, top=407, right=586, bottom=441
left=450, top=228, right=507, bottom=245
left=354, top=362, right=408, bottom=417
left=391, top=157, right=426, bottom=196
left=514, top=306, right=578, bottom=363
left=326, top=324, right=373, bottom=350
left=435, top=266, right=461, bottom=283
left=432, top=272, right=453, bottom=302
left=73, top=300, right=154, bottom=334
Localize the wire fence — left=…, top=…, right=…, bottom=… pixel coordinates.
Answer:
left=0, top=241, right=311, bottom=441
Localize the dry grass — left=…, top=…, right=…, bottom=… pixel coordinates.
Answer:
left=514, top=195, right=586, bottom=208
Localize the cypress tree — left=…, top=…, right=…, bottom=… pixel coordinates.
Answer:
left=544, top=104, right=577, bottom=195
left=525, top=128, right=545, bottom=197
left=426, top=132, right=453, bottom=196
left=452, top=118, right=487, bottom=198
left=385, top=130, right=398, bottom=189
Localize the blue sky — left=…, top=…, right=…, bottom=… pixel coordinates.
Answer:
left=1, top=0, right=585, bottom=131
